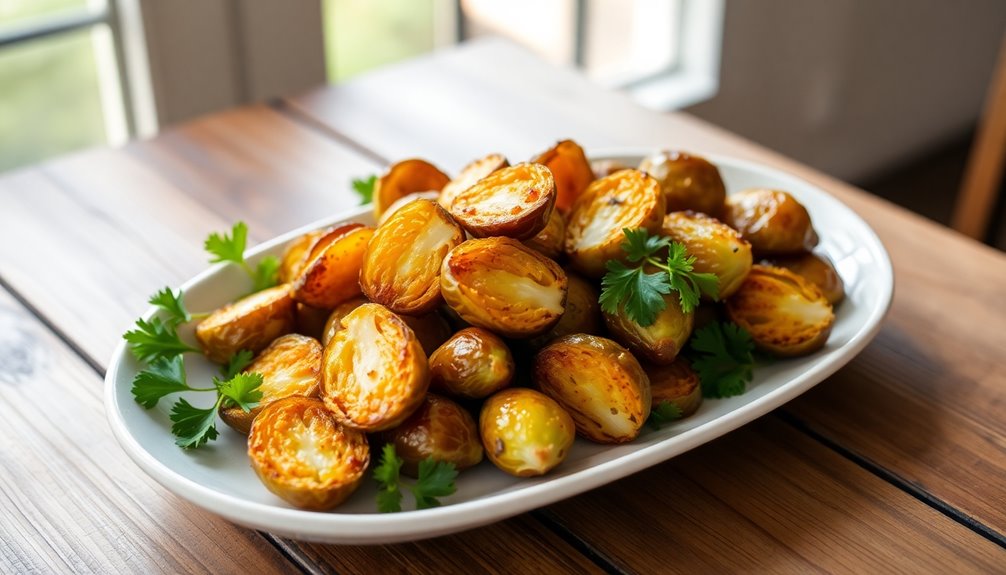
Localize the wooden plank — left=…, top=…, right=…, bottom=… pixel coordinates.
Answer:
left=0, top=288, right=295, bottom=574
left=284, top=37, right=1006, bottom=534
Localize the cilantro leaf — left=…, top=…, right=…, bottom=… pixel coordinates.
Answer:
left=647, top=400, right=683, bottom=430
left=131, top=355, right=190, bottom=408
left=620, top=227, right=670, bottom=262
left=251, top=255, right=281, bottom=292
left=205, top=221, right=248, bottom=265
left=374, top=444, right=404, bottom=513
left=412, top=458, right=458, bottom=510
left=148, top=287, right=190, bottom=326
left=221, top=349, right=255, bottom=380
left=599, top=260, right=671, bottom=327
left=665, top=242, right=719, bottom=313
left=352, top=175, right=377, bottom=204
left=123, top=317, right=200, bottom=363
left=169, top=397, right=220, bottom=449
left=216, top=372, right=263, bottom=412
left=690, top=322, right=755, bottom=398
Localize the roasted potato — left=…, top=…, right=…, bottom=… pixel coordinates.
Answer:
left=527, top=271, right=602, bottom=348
left=294, top=303, right=329, bottom=340
left=439, top=153, right=509, bottom=210
left=604, top=292, right=694, bottom=365
left=480, top=388, right=575, bottom=477
left=429, top=327, right=514, bottom=399
left=321, top=303, right=429, bottom=431
left=726, top=264, right=835, bottom=357
left=195, top=284, right=296, bottom=364
left=441, top=237, right=568, bottom=338
left=220, top=334, right=322, bottom=434
left=321, top=296, right=368, bottom=346
left=662, top=211, right=753, bottom=299
left=378, top=191, right=441, bottom=226
left=322, top=296, right=451, bottom=355
left=765, top=252, right=845, bottom=305
left=373, top=158, right=450, bottom=217
left=379, top=394, right=483, bottom=477
left=248, top=396, right=369, bottom=511
left=645, top=357, right=702, bottom=419
left=565, top=169, right=666, bottom=278
left=723, top=189, right=819, bottom=255
left=523, top=206, right=566, bottom=260
left=639, top=151, right=727, bottom=216
left=449, top=163, right=556, bottom=240
left=361, top=199, right=465, bottom=315
left=533, top=139, right=595, bottom=212
left=534, top=334, right=651, bottom=444
left=278, top=230, right=323, bottom=284
left=291, top=223, right=374, bottom=309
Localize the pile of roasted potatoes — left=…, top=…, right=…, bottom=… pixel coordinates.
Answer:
left=193, top=141, right=842, bottom=510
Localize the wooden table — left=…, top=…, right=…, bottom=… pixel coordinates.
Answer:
left=2, top=38, right=1004, bottom=574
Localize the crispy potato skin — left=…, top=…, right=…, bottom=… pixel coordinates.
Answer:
left=662, top=211, right=753, bottom=299
left=645, top=357, right=703, bottom=418
left=441, top=237, right=568, bottom=338
left=723, top=189, right=819, bottom=255
left=291, top=223, right=374, bottom=309
left=449, top=163, right=557, bottom=240
left=220, top=334, right=323, bottom=434
left=321, top=303, right=429, bottom=431
left=361, top=199, right=465, bottom=315
left=604, top=292, right=694, bottom=365
left=248, top=396, right=369, bottom=511
left=439, top=153, right=509, bottom=210
left=196, top=284, right=296, bottom=364
left=378, top=191, right=441, bottom=226
left=765, top=252, right=845, bottom=305
left=480, top=388, right=575, bottom=477
left=379, top=394, right=483, bottom=477
left=565, top=170, right=666, bottom=278
left=322, top=296, right=451, bottom=355
left=726, top=265, right=835, bottom=357
left=527, top=272, right=602, bottom=348
left=278, top=230, right=323, bottom=284
left=523, top=206, right=566, bottom=260
left=374, top=159, right=450, bottom=217
left=534, top=334, right=651, bottom=444
left=533, top=140, right=595, bottom=212
left=639, top=151, right=727, bottom=216
left=429, top=327, right=514, bottom=399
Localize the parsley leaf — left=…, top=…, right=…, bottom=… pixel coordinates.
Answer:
left=251, top=255, right=281, bottom=293
left=205, top=221, right=247, bottom=265
left=221, top=349, right=255, bottom=380
left=647, top=400, right=683, bottom=430
left=148, top=287, right=190, bottom=325
left=131, top=355, right=190, bottom=408
left=352, top=175, right=377, bottom=204
left=599, top=261, right=671, bottom=327
left=621, top=227, right=671, bottom=262
left=169, top=397, right=220, bottom=449
left=374, top=444, right=404, bottom=513
left=412, top=458, right=458, bottom=510
left=124, top=317, right=200, bottom=363
left=216, top=372, right=263, bottom=412
left=690, top=322, right=756, bottom=398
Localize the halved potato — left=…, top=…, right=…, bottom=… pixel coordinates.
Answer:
left=378, top=191, right=441, bottom=226
left=195, top=284, right=296, bottom=364
left=248, top=396, right=369, bottom=511
left=527, top=271, right=602, bottom=348
left=480, top=388, right=575, bottom=477
left=373, top=158, right=450, bottom=217
left=294, top=303, right=329, bottom=340
left=321, top=296, right=369, bottom=346
left=523, top=206, right=566, bottom=260
left=534, top=334, right=651, bottom=444
left=441, top=237, right=567, bottom=338
left=379, top=393, right=483, bottom=477
left=291, top=223, right=374, bottom=309
left=278, top=230, right=323, bottom=284
left=220, top=334, right=323, bottom=435
left=603, top=292, right=694, bottom=365
left=564, top=169, right=665, bottom=278
left=723, top=189, right=819, bottom=255
left=726, top=264, right=835, bottom=357
left=449, top=163, right=556, bottom=239
left=360, top=199, right=465, bottom=315
left=321, top=303, right=429, bottom=431
left=645, top=357, right=702, bottom=418
left=429, top=327, right=514, bottom=399
left=439, top=153, right=509, bottom=210
left=322, top=296, right=451, bottom=355
left=639, top=151, right=727, bottom=216
left=765, top=252, right=845, bottom=305
left=533, top=139, right=595, bottom=212
left=662, top=211, right=753, bottom=299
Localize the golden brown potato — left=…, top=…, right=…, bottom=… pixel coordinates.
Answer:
left=603, top=292, right=694, bottom=365
left=533, top=139, right=595, bottom=212
left=662, top=211, right=753, bottom=299
left=248, top=396, right=368, bottom=511
left=378, top=191, right=441, bottom=226
left=429, top=327, right=514, bottom=399
left=321, top=303, right=429, bottom=431
left=723, top=189, right=819, bottom=255
left=527, top=271, right=602, bottom=348
left=765, top=252, right=845, bottom=305
left=220, top=334, right=322, bottom=435
left=379, top=394, right=483, bottom=477
left=480, top=388, right=575, bottom=477
left=726, top=264, right=835, bottom=357
left=195, top=284, right=296, bottom=364
left=639, top=151, right=727, bottom=216
left=291, top=223, right=374, bottom=309
left=565, top=169, right=666, bottom=278
left=322, top=296, right=450, bottom=355
left=645, top=357, right=702, bottom=419
left=439, top=153, right=509, bottom=210
left=278, top=230, right=323, bottom=284
left=534, top=334, right=651, bottom=444
left=449, top=163, right=556, bottom=240
left=373, top=158, right=450, bottom=217
left=361, top=199, right=465, bottom=315
left=321, top=296, right=368, bottom=346
left=441, top=237, right=568, bottom=338
left=294, top=303, right=329, bottom=340
left=523, top=206, right=566, bottom=260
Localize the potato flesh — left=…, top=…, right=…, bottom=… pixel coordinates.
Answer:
left=449, top=163, right=556, bottom=240
left=439, top=153, right=508, bottom=210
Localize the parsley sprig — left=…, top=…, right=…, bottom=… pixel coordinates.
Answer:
left=690, top=322, right=756, bottom=398
left=647, top=400, right=683, bottom=430
left=352, top=175, right=377, bottom=205
left=373, top=444, right=459, bottom=512
left=205, top=221, right=280, bottom=292
left=599, top=228, right=719, bottom=326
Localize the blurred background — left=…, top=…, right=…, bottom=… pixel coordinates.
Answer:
left=2, top=0, right=1005, bottom=246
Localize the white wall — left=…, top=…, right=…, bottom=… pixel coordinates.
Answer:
left=686, top=0, right=1006, bottom=182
